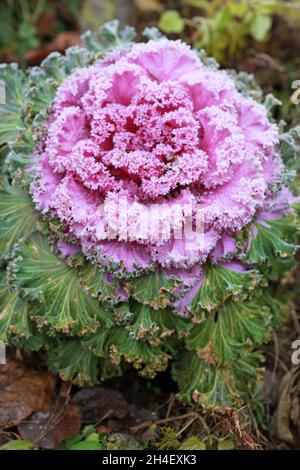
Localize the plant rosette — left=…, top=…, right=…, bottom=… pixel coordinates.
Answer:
left=0, top=22, right=299, bottom=407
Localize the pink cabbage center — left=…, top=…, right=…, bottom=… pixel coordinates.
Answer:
left=31, top=39, right=282, bottom=272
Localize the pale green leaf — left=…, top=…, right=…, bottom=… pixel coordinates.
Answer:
left=159, top=10, right=185, bottom=34
left=0, top=440, right=35, bottom=450
left=179, top=436, right=206, bottom=450
left=250, top=13, right=272, bottom=41
left=228, top=0, right=247, bottom=18
left=217, top=438, right=235, bottom=450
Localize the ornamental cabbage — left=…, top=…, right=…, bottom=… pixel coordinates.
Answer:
left=0, top=22, right=299, bottom=407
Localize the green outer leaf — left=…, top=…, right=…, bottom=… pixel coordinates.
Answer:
left=172, top=352, right=233, bottom=407
left=48, top=339, right=100, bottom=385
left=279, top=126, right=300, bottom=164
left=6, top=127, right=34, bottom=176
left=25, top=47, right=91, bottom=119
left=10, top=233, right=113, bottom=335
left=25, top=79, right=57, bottom=116
left=78, top=262, right=119, bottom=302
left=187, top=299, right=271, bottom=364
left=186, top=313, right=240, bottom=364
left=82, top=324, right=170, bottom=378
left=0, top=268, right=44, bottom=351
left=191, top=265, right=260, bottom=313
left=0, top=145, right=7, bottom=171
left=0, top=63, right=27, bottom=146
left=81, top=20, right=135, bottom=53
left=128, top=271, right=178, bottom=309
left=128, top=302, right=190, bottom=346
left=172, top=349, right=263, bottom=407
left=0, top=179, right=38, bottom=259
left=246, top=219, right=298, bottom=267
left=0, top=270, right=32, bottom=344
left=48, top=338, right=123, bottom=386
left=221, top=299, right=271, bottom=344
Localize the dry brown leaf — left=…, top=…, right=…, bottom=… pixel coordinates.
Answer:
left=273, top=366, right=300, bottom=447
left=0, top=360, right=56, bottom=429
left=73, top=386, right=128, bottom=424
left=18, top=397, right=81, bottom=449
left=36, top=11, right=56, bottom=37
left=26, top=32, right=80, bottom=64
left=106, top=403, right=154, bottom=433
left=134, top=0, right=163, bottom=13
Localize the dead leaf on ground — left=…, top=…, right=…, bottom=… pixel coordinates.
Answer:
left=134, top=0, right=163, bottom=13
left=36, top=11, right=56, bottom=37
left=73, top=386, right=128, bottom=424
left=106, top=403, right=154, bottom=433
left=18, top=397, right=81, bottom=449
left=26, top=32, right=81, bottom=64
left=273, top=366, right=300, bottom=447
left=0, top=360, right=56, bottom=429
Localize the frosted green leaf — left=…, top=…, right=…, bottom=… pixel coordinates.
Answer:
left=191, top=265, right=260, bottom=314
left=10, top=233, right=113, bottom=334
left=187, top=299, right=271, bottom=364
left=83, top=324, right=170, bottom=377
left=129, top=303, right=190, bottom=345
left=246, top=219, right=298, bottom=267
left=0, top=64, right=27, bottom=146
left=0, top=271, right=30, bottom=342
left=0, top=271, right=45, bottom=351
left=129, top=271, right=178, bottom=309
left=78, top=262, right=119, bottom=302
left=172, top=352, right=233, bottom=407
left=173, top=346, right=263, bottom=406
left=48, top=340, right=100, bottom=385
left=81, top=20, right=135, bottom=53
left=0, top=180, right=38, bottom=259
